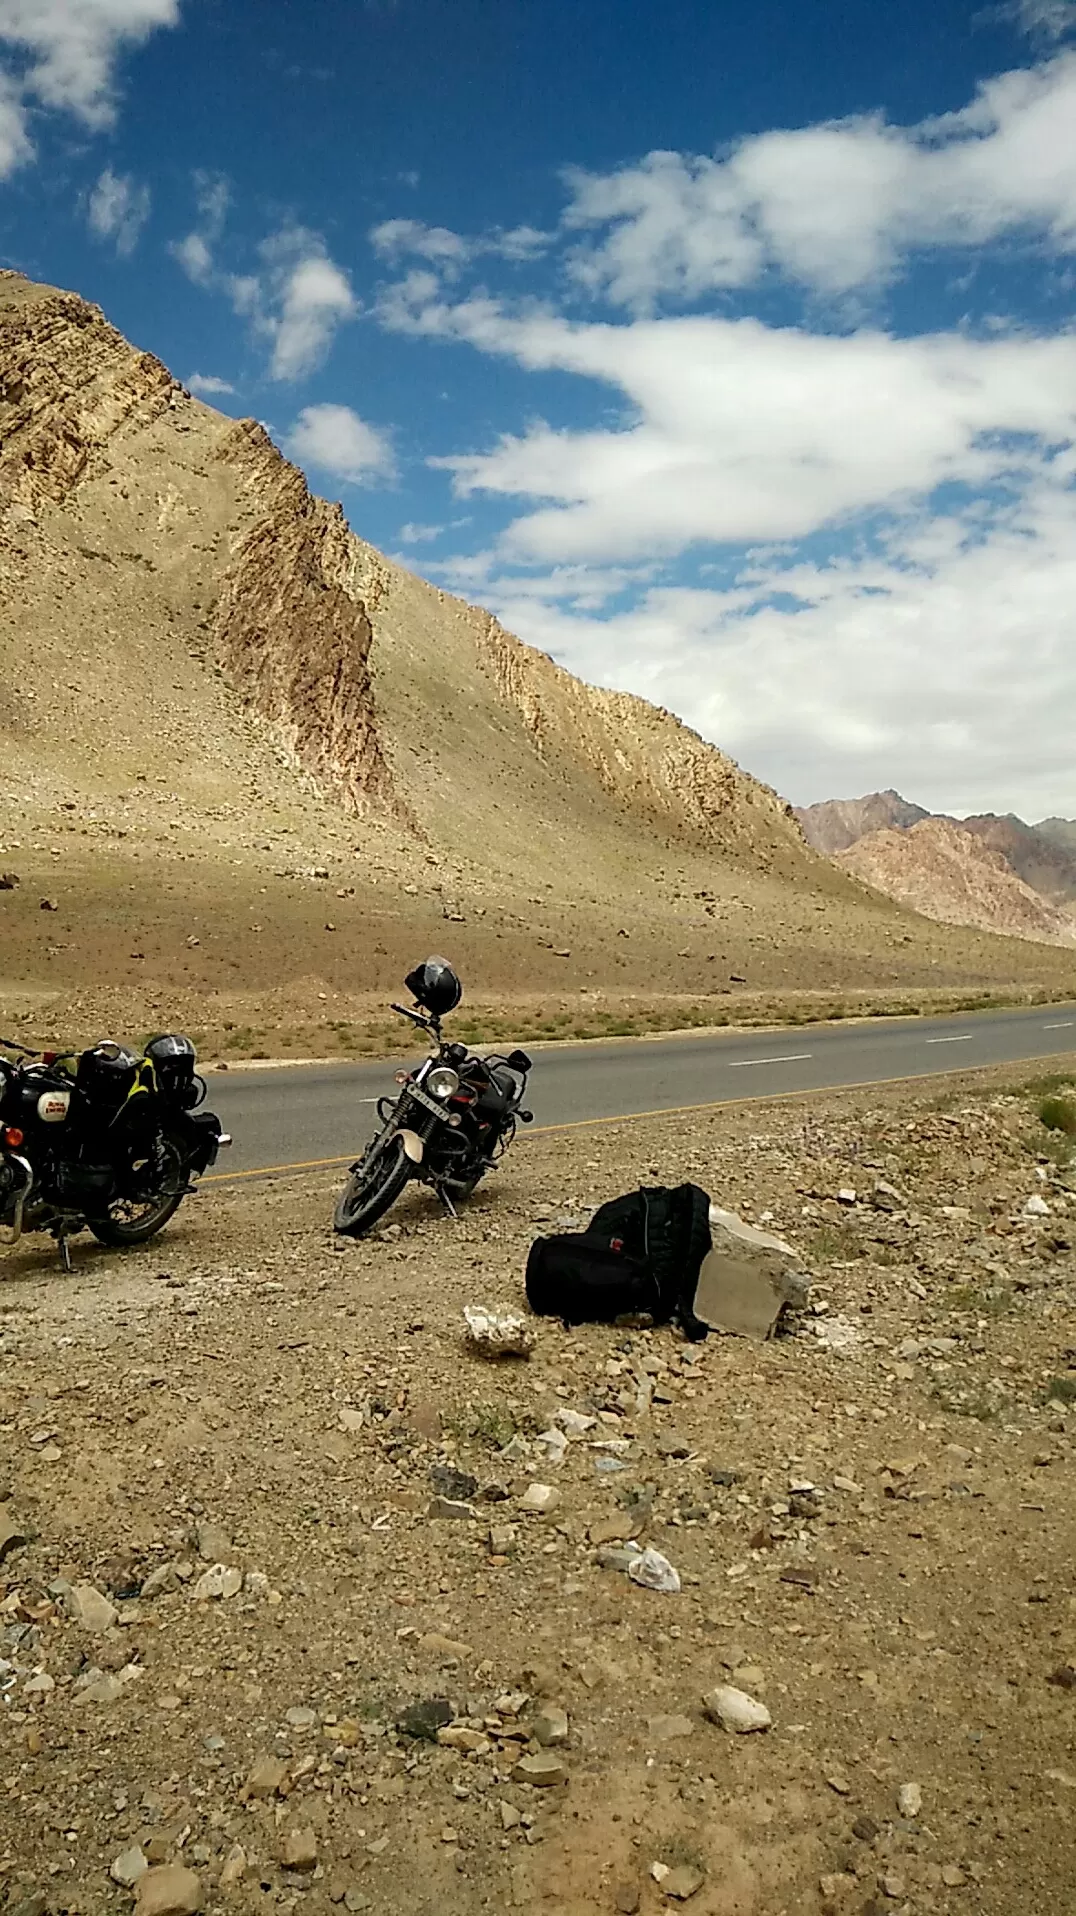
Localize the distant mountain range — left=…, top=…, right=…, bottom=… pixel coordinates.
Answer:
left=796, top=794, right=1076, bottom=946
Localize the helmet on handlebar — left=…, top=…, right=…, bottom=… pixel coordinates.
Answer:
left=404, top=955, right=462, bottom=1016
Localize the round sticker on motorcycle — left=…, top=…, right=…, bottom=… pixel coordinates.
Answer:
left=37, top=1090, right=71, bottom=1123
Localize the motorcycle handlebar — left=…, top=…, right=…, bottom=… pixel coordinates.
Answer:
left=390, top=1003, right=434, bottom=1030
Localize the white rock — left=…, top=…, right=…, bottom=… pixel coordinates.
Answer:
left=693, top=1207, right=811, bottom=1340
left=1024, top=1195, right=1051, bottom=1217
left=463, top=1304, right=535, bottom=1357
left=70, top=1582, right=118, bottom=1633
left=627, top=1547, right=681, bottom=1594
left=23, top=1671, right=55, bottom=1695
left=702, top=1684, right=772, bottom=1733
left=192, top=1563, right=243, bottom=1601
left=111, top=1846, right=149, bottom=1886
left=535, top=1428, right=569, bottom=1465
left=897, top=1781, right=923, bottom=1817
left=520, top=1483, right=560, bottom=1513
left=555, top=1408, right=596, bottom=1435
left=837, top=1188, right=857, bottom=1206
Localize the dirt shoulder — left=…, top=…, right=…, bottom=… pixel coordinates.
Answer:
left=1, top=1060, right=1075, bottom=1916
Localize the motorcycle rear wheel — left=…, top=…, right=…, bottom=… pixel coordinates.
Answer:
left=334, top=1137, right=412, bottom=1237
left=88, top=1134, right=187, bottom=1247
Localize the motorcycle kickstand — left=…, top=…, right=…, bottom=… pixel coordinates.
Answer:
left=436, top=1186, right=459, bottom=1220
left=57, top=1233, right=72, bottom=1274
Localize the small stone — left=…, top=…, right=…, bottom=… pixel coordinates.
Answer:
left=881, top=1874, right=906, bottom=1899
left=338, top=1407, right=365, bottom=1432
left=429, top=1497, right=477, bottom=1521
left=438, top=1726, right=490, bottom=1752
left=627, top=1546, right=681, bottom=1593
left=837, top=1188, right=857, bottom=1206
left=280, top=1827, right=318, bottom=1872
left=662, top=1865, right=705, bottom=1900
left=702, top=1685, right=772, bottom=1733
left=111, top=1846, right=149, bottom=1886
left=520, top=1483, right=560, bottom=1513
left=897, top=1782, right=922, bottom=1818
left=194, top=1521, right=233, bottom=1561
left=657, top=1435, right=691, bottom=1459
left=589, top=1513, right=636, bottom=1545
left=648, top=1713, right=694, bottom=1741
left=651, top=1863, right=670, bottom=1883
left=852, top=1817, right=880, bottom=1844
left=825, top=1771, right=852, bottom=1796
left=499, top=1800, right=522, bottom=1830
left=512, top=1752, right=568, bottom=1787
left=134, top=1866, right=203, bottom=1916
left=140, top=1563, right=180, bottom=1599
left=614, top=1884, right=641, bottom=1915
left=285, top=1705, right=318, bottom=1729
left=192, top=1563, right=242, bottom=1601
left=245, top=1756, right=289, bottom=1798
left=941, top=1864, right=966, bottom=1889
left=70, top=1582, right=118, bottom=1632
left=220, top=1844, right=247, bottom=1887
left=532, top=1705, right=569, bottom=1746
left=1024, top=1195, right=1050, bottom=1216
left=397, top=1697, right=453, bottom=1741
left=731, top=1664, right=766, bottom=1691
left=419, top=1632, right=473, bottom=1664
left=430, top=1465, right=479, bottom=1502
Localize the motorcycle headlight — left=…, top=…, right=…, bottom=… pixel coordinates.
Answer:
left=426, top=1065, right=460, bottom=1101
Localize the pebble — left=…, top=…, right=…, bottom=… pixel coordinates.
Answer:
left=134, top=1866, right=203, bottom=1916
left=419, top=1631, right=473, bottom=1663
left=589, top=1513, right=636, bottom=1546
left=285, top=1705, right=318, bottom=1729
left=499, top=1801, right=521, bottom=1830
left=897, top=1781, right=922, bottom=1818
left=825, top=1771, right=852, bottom=1796
left=430, top=1465, right=479, bottom=1502
left=512, top=1752, right=568, bottom=1787
left=219, top=1844, right=247, bottom=1886
left=140, top=1563, right=180, bottom=1599
left=662, top=1865, right=705, bottom=1900
left=941, top=1864, right=966, bottom=1888
left=111, top=1846, right=148, bottom=1887
left=1024, top=1195, right=1050, bottom=1216
left=647, top=1713, right=694, bottom=1740
left=852, top=1816, right=881, bottom=1844
left=280, top=1828, right=318, bottom=1872
left=627, top=1547, right=681, bottom=1593
left=520, top=1483, right=560, bottom=1513
left=701, top=1685, right=772, bottom=1733
left=532, top=1705, right=569, bottom=1746
left=429, top=1497, right=477, bottom=1521
left=192, top=1563, right=242, bottom=1601
left=70, top=1582, right=118, bottom=1633
left=245, top=1756, right=289, bottom=1798
left=614, top=1883, right=641, bottom=1914
left=398, top=1697, right=453, bottom=1741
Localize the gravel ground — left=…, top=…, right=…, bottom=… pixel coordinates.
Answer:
left=1, top=1061, right=1074, bottom=1916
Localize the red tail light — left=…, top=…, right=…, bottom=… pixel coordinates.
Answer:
left=3, top=1126, right=24, bottom=1149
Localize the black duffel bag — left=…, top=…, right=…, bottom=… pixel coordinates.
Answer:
left=525, top=1182, right=712, bottom=1338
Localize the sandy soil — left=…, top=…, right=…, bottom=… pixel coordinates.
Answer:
left=2, top=1059, right=1074, bottom=1916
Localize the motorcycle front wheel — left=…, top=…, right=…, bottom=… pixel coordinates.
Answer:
left=334, top=1136, right=413, bottom=1237
left=88, top=1133, right=187, bottom=1247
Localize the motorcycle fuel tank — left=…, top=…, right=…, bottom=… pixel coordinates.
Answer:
left=37, top=1089, right=71, bottom=1123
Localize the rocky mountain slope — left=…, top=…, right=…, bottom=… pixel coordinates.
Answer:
left=1, top=271, right=1073, bottom=1053
left=794, top=790, right=930, bottom=855
left=1037, top=817, right=1076, bottom=856
left=837, top=819, right=1076, bottom=947
left=958, top=814, right=1076, bottom=906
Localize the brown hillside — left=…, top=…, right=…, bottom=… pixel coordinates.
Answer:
left=837, top=818, right=1076, bottom=947
left=1, top=271, right=1074, bottom=1054
left=959, top=813, right=1076, bottom=906
left=795, top=789, right=929, bottom=854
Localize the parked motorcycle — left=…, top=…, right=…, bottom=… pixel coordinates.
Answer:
left=0, top=1032, right=230, bottom=1268
left=334, top=958, right=533, bottom=1237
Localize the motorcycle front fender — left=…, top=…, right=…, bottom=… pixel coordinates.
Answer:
left=398, top=1128, right=425, bottom=1164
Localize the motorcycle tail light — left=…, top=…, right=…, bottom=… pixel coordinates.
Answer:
left=3, top=1126, right=24, bottom=1148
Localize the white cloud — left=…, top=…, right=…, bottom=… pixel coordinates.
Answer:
left=261, top=232, right=357, bottom=381
left=87, top=163, right=149, bottom=254
left=561, top=52, right=1076, bottom=303
left=397, top=520, right=446, bottom=543
left=285, top=403, right=396, bottom=485
left=370, top=216, right=550, bottom=278
left=172, top=194, right=358, bottom=383
left=1011, top=0, right=1076, bottom=42
left=187, top=371, right=235, bottom=397
left=0, top=0, right=179, bottom=175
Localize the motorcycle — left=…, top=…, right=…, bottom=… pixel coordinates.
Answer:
left=0, top=1032, right=230, bottom=1269
left=334, top=957, right=533, bottom=1237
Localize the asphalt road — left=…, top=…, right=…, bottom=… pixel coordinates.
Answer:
left=203, top=1002, right=1076, bottom=1182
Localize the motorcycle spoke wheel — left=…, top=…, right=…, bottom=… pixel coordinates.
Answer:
left=88, top=1138, right=186, bottom=1246
left=334, top=1137, right=412, bottom=1237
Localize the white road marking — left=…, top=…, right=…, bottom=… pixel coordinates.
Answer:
left=728, top=1053, right=813, bottom=1068
left=925, top=1035, right=974, bottom=1044
left=1045, top=1021, right=1074, bottom=1030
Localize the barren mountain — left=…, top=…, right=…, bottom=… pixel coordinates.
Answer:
left=837, top=818, right=1076, bottom=947
left=1036, top=816, right=1076, bottom=856
left=795, top=789, right=929, bottom=854
left=958, top=813, right=1076, bottom=906
left=1, top=271, right=1073, bottom=1055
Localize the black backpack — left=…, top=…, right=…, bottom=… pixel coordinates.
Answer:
left=525, top=1183, right=712, bottom=1339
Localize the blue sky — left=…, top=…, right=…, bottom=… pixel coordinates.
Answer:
left=2, top=0, right=1075, bottom=818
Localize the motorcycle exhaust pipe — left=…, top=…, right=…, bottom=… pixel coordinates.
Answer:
left=0, top=1154, right=34, bottom=1248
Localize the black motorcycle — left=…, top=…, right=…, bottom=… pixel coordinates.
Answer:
left=334, top=958, right=533, bottom=1237
left=0, top=1032, right=230, bottom=1269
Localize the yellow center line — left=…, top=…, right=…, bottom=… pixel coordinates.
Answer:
left=202, top=1046, right=1074, bottom=1186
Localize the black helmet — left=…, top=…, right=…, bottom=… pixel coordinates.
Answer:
left=404, top=955, right=462, bottom=1016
